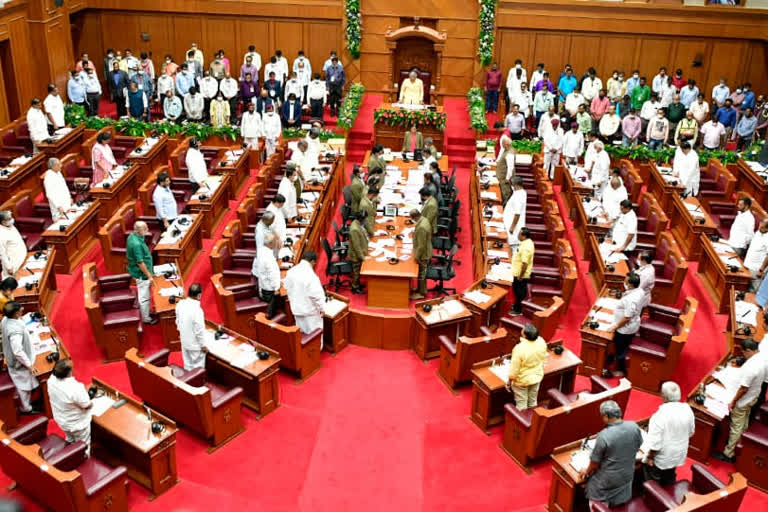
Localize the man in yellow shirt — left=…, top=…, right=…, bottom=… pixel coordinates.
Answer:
left=510, top=227, right=534, bottom=315
left=507, top=323, right=548, bottom=410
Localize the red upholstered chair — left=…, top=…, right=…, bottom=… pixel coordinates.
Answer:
left=645, top=233, right=688, bottom=306
left=221, top=219, right=256, bottom=257
left=0, top=122, right=33, bottom=153
left=0, top=370, right=19, bottom=429
left=528, top=257, right=578, bottom=309
left=59, top=153, right=92, bottom=192
left=397, top=68, right=432, bottom=104
left=138, top=166, right=192, bottom=218
left=738, top=403, right=768, bottom=492
left=254, top=312, right=323, bottom=381
left=8, top=416, right=71, bottom=459
left=500, top=296, right=565, bottom=343
left=237, top=196, right=262, bottom=235
left=0, top=188, right=50, bottom=250
left=211, top=273, right=267, bottom=339
left=210, top=238, right=254, bottom=287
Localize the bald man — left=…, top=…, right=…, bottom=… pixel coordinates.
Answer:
left=126, top=221, right=156, bottom=324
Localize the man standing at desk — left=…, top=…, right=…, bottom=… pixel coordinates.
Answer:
left=610, top=200, right=637, bottom=257
left=127, top=221, right=157, bottom=325
left=266, top=195, right=287, bottom=247
left=284, top=251, right=325, bottom=342
left=368, top=145, right=386, bottom=176
left=348, top=211, right=368, bottom=295
left=43, top=158, right=72, bottom=220
left=672, top=142, right=699, bottom=197
left=176, top=283, right=207, bottom=370
left=349, top=165, right=366, bottom=214
left=359, top=187, right=378, bottom=237
left=505, top=323, right=547, bottom=410
left=643, top=381, right=694, bottom=485
left=410, top=209, right=433, bottom=301
left=636, top=251, right=655, bottom=310
left=606, top=272, right=643, bottom=377
left=504, top=177, right=527, bottom=252
left=277, top=166, right=298, bottom=221
left=510, top=227, right=534, bottom=316
left=47, top=359, right=93, bottom=453
left=254, top=233, right=280, bottom=318
left=399, top=70, right=424, bottom=105
left=402, top=125, right=423, bottom=153
left=1, top=301, right=39, bottom=414
left=420, top=188, right=438, bottom=235
left=581, top=401, right=643, bottom=509
left=745, top=218, right=768, bottom=292
left=255, top=211, right=277, bottom=255
left=153, top=171, right=178, bottom=229
left=496, top=137, right=515, bottom=205
left=728, top=196, right=755, bottom=260
left=0, top=211, right=26, bottom=279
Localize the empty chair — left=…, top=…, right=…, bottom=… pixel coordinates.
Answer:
left=500, top=296, right=565, bottom=343
left=426, top=244, right=458, bottom=296
left=321, top=239, right=353, bottom=291
left=439, top=327, right=510, bottom=389
left=254, top=312, right=323, bottom=381
left=210, top=273, right=267, bottom=338
left=210, top=238, right=255, bottom=287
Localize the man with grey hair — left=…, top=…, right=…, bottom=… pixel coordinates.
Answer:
left=253, top=232, right=280, bottom=318
left=255, top=211, right=278, bottom=257
left=423, top=137, right=440, bottom=160
left=582, top=400, right=643, bottom=509
left=43, top=158, right=72, bottom=219
left=643, top=381, right=694, bottom=485
left=126, top=220, right=156, bottom=324
left=0, top=210, right=26, bottom=279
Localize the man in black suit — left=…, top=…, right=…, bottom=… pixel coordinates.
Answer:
left=107, top=61, right=129, bottom=117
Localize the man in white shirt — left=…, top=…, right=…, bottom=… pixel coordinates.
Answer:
left=284, top=251, right=325, bottom=341
left=240, top=102, right=263, bottom=148
left=745, top=218, right=768, bottom=292
left=565, top=88, right=586, bottom=122
left=715, top=338, right=766, bottom=462
left=152, top=171, right=178, bottom=229
left=643, top=381, right=695, bottom=485
left=511, top=82, right=533, bottom=120
left=175, top=283, right=207, bottom=370
left=537, top=105, right=557, bottom=138
left=157, top=70, right=175, bottom=97
left=220, top=73, right=239, bottom=124
left=589, top=141, right=611, bottom=195
left=652, top=67, right=667, bottom=95
left=47, top=359, right=93, bottom=453
left=199, top=71, right=219, bottom=122
left=672, top=142, right=700, bottom=197
left=254, top=211, right=276, bottom=250
left=504, top=177, right=527, bottom=251
left=290, top=140, right=317, bottom=183
left=293, top=49, right=312, bottom=77
left=284, top=73, right=304, bottom=104
left=728, top=196, right=755, bottom=259
left=581, top=69, right=603, bottom=103
left=506, top=60, right=527, bottom=101
left=542, top=118, right=564, bottom=180
left=43, top=158, right=72, bottom=219
left=183, top=87, right=204, bottom=122
left=712, top=78, right=730, bottom=108
left=266, top=195, right=287, bottom=246
left=262, top=105, right=282, bottom=157
left=264, top=56, right=280, bottom=83
left=601, top=175, right=628, bottom=221
left=277, top=165, right=298, bottom=220
left=599, top=105, right=621, bottom=143
left=275, top=50, right=289, bottom=83
left=689, top=94, right=709, bottom=125
left=27, top=98, right=49, bottom=153
left=607, top=272, right=644, bottom=377
left=700, top=116, right=726, bottom=150
left=43, top=84, right=65, bottom=131
left=307, top=73, right=327, bottom=119
left=83, top=69, right=102, bottom=116
left=636, top=251, right=655, bottom=310
left=1, top=301, right=39, bottom=414
left=529, top=63, right=545, bottom=92
left=243, top=45, right=262, bottom=73
left=640, top=94, right=662, bottom=134
left=295, top=60, right=312, bottom=104
left=0, top=211, right=26, bottom=279
left=253, top=233, right=281, bottom=318
left=562, top=122, right=584, bottom=165
left=185, top=139, right=209, bottom=187
left=611, top=200, right=638, bottom=256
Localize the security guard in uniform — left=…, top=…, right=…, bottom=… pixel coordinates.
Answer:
left=349, top=165, right=365, bottom=214
left=367, top=144, right=386, bottom=175
left=420, top=187, right=439, bottom=234
left=359, top=187, right=378, bottom=237
left=348, top=210, right=368, bottom=294
left=496, top=138, right=514, bottom=204
left=409, top=209, right=433, bottom=300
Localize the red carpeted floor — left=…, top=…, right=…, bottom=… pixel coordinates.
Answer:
left=1, top=95, right=767, bottom=511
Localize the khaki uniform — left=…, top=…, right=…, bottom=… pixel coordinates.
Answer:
left=348, top=220, right=368, bottom=288
left=349, top=175, right=365, bottom=214
left=496, top=148, right=513, bottom=204
left=413, top=217, right=433, bottom=295
left=402, top=131, right=424, bottom=152
left=368, top=154, right=386, bottom=175
left=421, top=196, right=439, bottom=234
left=359, top=196, right=376, bottom=237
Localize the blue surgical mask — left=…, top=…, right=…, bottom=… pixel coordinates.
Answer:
left=5, top=219, right=14, bottom=227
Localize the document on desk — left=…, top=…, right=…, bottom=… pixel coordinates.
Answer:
left=712, top=242, right=733, bottom=254
left=570, top=450, right=591, bottom=473
left=487, top=249, right=509, bottom=259
left=25, top=256, right=48, bottom=270
left=489, top=360, right=511, bottom=382
left=596, top=297, right=620, bottom=310
left=590, top=311, right=615, bottom=324
left=706, top=383, right=737, bottom=406
left=441, top=300, right=466, bottom=316
left=323, top=298, right=348, bottom=318
left=18, top=274, right=41, bottom=288
left=734, top=300, right=759, bottom=326
left=463, top=290, right=491, bottom=304
left=480, top=191, right=498, bottom=201
left=684, top=203, right=706, bottom=218
left=91, top=396, right=117, bottom=418
left=487, top=262, right=515, bottom=282
left=718, top=254, right=742, bottom=267
left=703, top=397, right=729, bottom=419
left=158, top=287, right=184, bottom=298
left=154, top=262, right=176, bottom=274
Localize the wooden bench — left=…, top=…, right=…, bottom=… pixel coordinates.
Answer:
left=254, top=312, right=323, bottom=381
left=438, top=327, right=510, bottom=389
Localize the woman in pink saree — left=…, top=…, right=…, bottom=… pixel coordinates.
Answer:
left=90, top=131, right=117, bottom=185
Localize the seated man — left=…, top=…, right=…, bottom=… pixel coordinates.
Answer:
left=399, top=70, right=424, bottom=105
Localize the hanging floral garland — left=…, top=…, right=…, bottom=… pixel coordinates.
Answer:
left=345, top=0, right=362, bottom=59
left=477, top=0, right=498, bottom=66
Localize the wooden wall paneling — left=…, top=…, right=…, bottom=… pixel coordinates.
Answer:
left=598, top=36, right=639, bottom=77
left=497, top=30, right=535, bottom=78
left=273, top=21, right=304, bottom=64
left=671, top=40, right=710, bottom=87
left=348, top=309, right=412, bottom=350
left=0, top=51, right=9, bottom=126
left=636, top=38, right=674, bottom=79
left=100, top=12, right=138, bottom=58
left=172, top=16, right=203, bottom=63
left=43, top=18, right=75, bottom=92
left=136, top=15, right=172, bottom=72
left=706, top=41, right=748, bottom=96
left=443, top=37, right=475, bottom=60
left=567, top=35, right=601, bottom=78
left=8, top=15, right=37, bottom=112
left=307, top=22, right=340, bottom=76
left=238, top=19, right=272, bottom=69
left=359, top=71, right=389, bottom=92
left=70, top=10, right=104, bottom=72
left=359, top=15, right=397, bottom=36
left=532, top=33, right=568, bottom=78
left=744, top=42, right=768, bottom=95
left=204, top=17, right=237, bottom=68
left=361, top=0, right=476, bottom=19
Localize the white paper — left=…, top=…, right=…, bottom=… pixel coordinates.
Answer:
left=441, top=299, right=466, bottom=316
left=487, top=249, right=509, bottom=259
left=24, top=257, right=48, bottom=270
left=596, top=297, right=620, bottom=310
left=18, top=274, right=41, bottom=288
left=153, top=263, right=176, bottom=275
left=464, top=290, right=491, bottom=304
left=158, top=287, right=184, bottom=297
left=703, top=397, right=729, bottom=419
left=734, top=300, right=759, bottom=327
left=323, top=298, right=347, bottom=318
left=91, top=396, right=117, bottom=417
left=480, top=191, right=498, bottom=200
left=489, top=359, right=511, bottom=382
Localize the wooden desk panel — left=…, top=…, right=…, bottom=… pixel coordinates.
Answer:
left=697, top=236, right=752, bottom=314
left=186, top=174, right=233, bottom=238
left=35, top=125, right=85, bottom=160
left=89, top=164, right=139, bottom=226
left=0, top=153, right=46, bottom=203
left=686, top=355, right=731, bottom=463
left=647, top=162, right=686, bottom=213
left=154, top=214, right=204, bottom=280
left=28, top=310, right=69, bottom=420
left=469, top=347, right=581, bottom=433
left=412, top=295, right=472, bottom=360
left=127, top=136, right=170, bottom=184
left=151, top=272, right=184, bottom=351
left=728, top=289, right=767, bottom=352
left=14, top=250, right=57, bottom=313
left=322, top=291, right=350, bottom=354
left=460, top=280, right=509, bottom=337
left=216, top=147, right=250, bottom=197
left=90, top=378, right=179, bottom=498
left=735, top=159, right=768, bottom=206
left=578, top=287, right=622, bottom=377
left=373, top=103, right=445, bottom=153
left=668, top=195, right=718, bottom=262
left=41, top=201, right=100, bottom=274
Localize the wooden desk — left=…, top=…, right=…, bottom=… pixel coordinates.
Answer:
left=578, top=287, right=623, bottom=377
left=89, top=164, right=139, bottom=226
left=469, top=347, right=581, bottom=433
left=412, top=296, right=472, bottom=360
left=89, top=378, right=179, bottom=498
left=41, top=201, right=100, bottom=274
left=668, top=195, right=718, bottom=262
left=460, top=280, right=509, bottom=337
left=126, top=136, right=170, bottom=184
left=35, top=125, right=85, bottom=159
left=14, top=249, right=57, bottom=313
left=151, top=269, right=184, bottom=351
left=154, top=214, right=204, bottom=280
left=216, top=147, right=250, bottom=197
left=373, top=103, right=445, bottom=152
left=561, top=166, right=593, bottom=221
left=697, top=235, right=752, bottom=314
left=322, top=291, right=350, bottom=354
left=735, top=159, right=768, bottom=206
left=204, top=322, right=281, bottom=418
left=686, top=355, right=731, bottom=463
left=186, top=174, right=233, bottom=238
left=728, top=288, right=767, bottom=352
left=571, top=196, right=612, bottom=258
left=647, top=162, right=686, bottom=212
left=0, top=152, right=46, bottom=203
left=584, top=232, right=629, bottom=295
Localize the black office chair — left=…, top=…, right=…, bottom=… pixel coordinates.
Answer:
left=437, top=200, right=461, bottom=248
left=322, top=239, right=353, bottom=291
left=340, top=204, right=353, bottom=227
left=426, top=244, right=458, bottom=296
left=431, top=235, right=452, bottom=257
left=342, top=184, right=353, bottom=206
left=331, top=220, right=349, bottom=256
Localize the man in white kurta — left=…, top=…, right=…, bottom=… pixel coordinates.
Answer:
left=0, top=211, right=26, bottom=279
left=672, top=143, right=700, bottom=197
left=602, top=176, right=629, bottom=220
left=27, top=100, right=49, bottom=153
left=277, top=166, right=298, bottom=220
left=43, top=86, right=65, bottom=131
left=240, top=103, right=263, bottom=149
left=589, top=141, right=611, bottom=196
left=504, top=177, right=527, bottom=251
left=185, top=142, right=209, bottom=186
left=611, top=200, right=638, bottom=255
left=542, top=118, right=564, bottom=179
left=290, top=140, right=317, bottom=185
left=262, top=106, right=282, bottom=157
left=175, top=284, right=207, bottom=370
left=43, top=158, right=72, bottom=219
left=1, top=302, right=39, bottom=413
left=399, top=72, right=424, bottom=105
left=47, top=359, right=92, bottom=453
left=636, top=251, right=656, bottom=310
left=284, top=252, right=325, bottom=343
left=727, top=197, right=755, bottom=259
left=562, top=122, right=584, bottom=165
left=266, top=196, right=287, bottom=245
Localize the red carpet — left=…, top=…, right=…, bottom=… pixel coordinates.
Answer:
left=344, top=93, right=382, bottom=165
left=2, top=98, right=767, bottom=512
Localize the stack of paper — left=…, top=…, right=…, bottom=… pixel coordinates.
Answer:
left=596, top=297, right=620, bottom=310
left=712, top=242, right=732, bottom=254
left=489, top=359, right=511, bottom=382
left=488, top=249, right=509, bottom=259
left=703, top=397, right=730, bottom=419
left=153, top=263, right=176, bottom=275
left=734, top=300, right=759, bottom=326
left=25, top=256, right=48, bottom=270
left=590, top=311, right=615, bottom=324
left=91, top=395, right=117, bottom=417
left=570, top=450, right=591, bottom=472
left=464, top=290, right=491, bottom=304
left=487, top=262, right=514, bottom=282
left=684, top=203, right=706, bottom=218
left=515, top=154, right=533, bottom=165
left=480, top=191, right=498, bottom=200
left=18, top=274, right=40, bottom=288
left=323, top=298, right=348, bottom=318
left=441, top=300, right=466, bottom=316
left=159, top=287, right=183, bottom=298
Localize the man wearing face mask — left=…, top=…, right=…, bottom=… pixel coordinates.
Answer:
left=44, top=84, right=65, bottom=133
left=529, top=63, right=546, bottom=92
left=126, top=221, right=157, bottom=325
left=672, top=142, right=700, bottom=197
left=712, top=78, right=730, bottom=108
left=625, top=70, right=640, bottom=97
left=277, top=165, right=298, bottom=221
left=728, top=197, right=755, bottom=260
left=506, top=60, right=527, bottom=99
left=715, top=99, right=738, bottom=139
left=210, top=93, right=230, bottom=128
left=83, top=69, right=102, bottom=116
left=756, top=96, right=768, bottom=139
left=606, top=71, right=626, bottom=105
left=646, top=108, right=669, bottom=150
left=103, top=48, right=115, bottom=81
left=199, top=71, right=219, bottom=122
left=262, top=104, right=282, bottom=157
left=652, top=67, right=667, bottom=95
left=581, top=68, right=602, bottom=104
left=734, top=108, right=757, bottom=150
left=0, top=211, right=26, bottom=279
left=175, top=63, right=196, bottom=98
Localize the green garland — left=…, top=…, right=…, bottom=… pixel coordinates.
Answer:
left=282, top=127, right=343, bottom=141
left=373, top=108, right=447, bottom=131
left=511, top=139, right=541, bottom=154
left=467, top=87, right=488, bottom=133
left=345, top=0, right=362, bottom=59
left=603, top=142, right=748, bottom=165
left=478, top=0, right=498, bottom=66
left=337, top=83, right=366, bottom=130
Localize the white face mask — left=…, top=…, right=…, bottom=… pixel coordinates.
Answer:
left=736, top=89, right=743, bottom=94
left=633, top=74, right=639, bottom=79
left=515, top=64, right=521, bottom=69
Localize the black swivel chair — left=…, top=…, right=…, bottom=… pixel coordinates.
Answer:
left=331, top=219, right=349, bottom=257
left=426, top=244, right=458, bottom=296
left=322, top=239, right=353, bottom=291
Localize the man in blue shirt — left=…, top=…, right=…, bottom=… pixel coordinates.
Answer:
left=326, top=56, right=345, bottom=117
left=734, top=108, right=758, bottom=150
left=625, top=70, right=640, bottom=97
left=716, top=99, right=738, bottom=137
left=679, top=80, right=699, bottom=110
left=175, top=64, right=196, bottom=97
left=742, top=83, right=756, bottom=111
left=152, top=171, right=178, bottom=229
left=557, top=69, right=577, bottom=106
left=67, top=70, right=87, bottom=109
